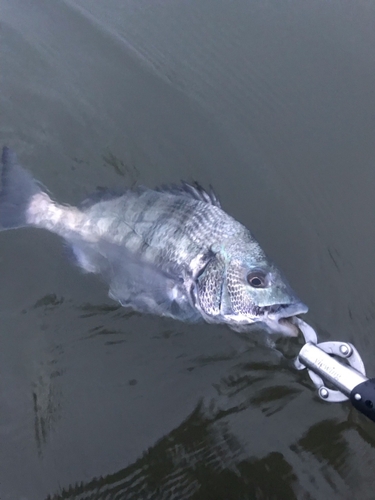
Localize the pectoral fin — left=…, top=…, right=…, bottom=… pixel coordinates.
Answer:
left=98, top=241, right=200, bottom=322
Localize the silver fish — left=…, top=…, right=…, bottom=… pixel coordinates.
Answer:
left=0, top=147, right=307, bottom=335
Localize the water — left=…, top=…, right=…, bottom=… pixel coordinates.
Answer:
left=1, top=1, right=375, bottom=498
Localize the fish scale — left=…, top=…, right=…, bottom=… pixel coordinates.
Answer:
left=0, top=147, right=308, bottom=335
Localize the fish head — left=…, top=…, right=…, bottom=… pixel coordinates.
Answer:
left=195, top=243, right=308, bottom=335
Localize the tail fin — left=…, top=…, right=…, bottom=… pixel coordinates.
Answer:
left=0, top=147, right=42, bottom=229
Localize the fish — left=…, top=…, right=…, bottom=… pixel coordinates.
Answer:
left=0, top=147, right=307, bottom=335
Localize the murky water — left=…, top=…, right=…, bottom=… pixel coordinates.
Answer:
left=1, top=1, right=375, bottom=498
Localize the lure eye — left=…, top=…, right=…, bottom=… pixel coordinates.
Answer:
left=247, top=272, right=267, bottom=288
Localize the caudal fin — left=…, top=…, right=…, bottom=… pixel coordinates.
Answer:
left=0, top=147, right=42, bottom=229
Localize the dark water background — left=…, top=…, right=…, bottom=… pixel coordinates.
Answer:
left=1, top=1, right=375, bottom=498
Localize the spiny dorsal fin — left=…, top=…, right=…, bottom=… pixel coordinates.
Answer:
left=156, top=181, right=221, bottom=208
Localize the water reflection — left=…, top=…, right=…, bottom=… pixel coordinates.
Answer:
left=294, top=419, right=352, bottom=478
left=32, top=354, right=63, bottom=457
left=34, top=294, right=65, bottom=309
left=46, top=402, right=299, bottom=500
left=102, top=149, right=140, bottom=185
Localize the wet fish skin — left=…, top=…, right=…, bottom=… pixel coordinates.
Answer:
left=0, top=147, right=307, bottom=335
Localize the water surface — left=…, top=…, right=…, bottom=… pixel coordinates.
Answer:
left=1, top=1, right=375, bottom=498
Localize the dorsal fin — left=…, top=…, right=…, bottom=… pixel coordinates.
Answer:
left=156, top=181, right=221, bottom=208
left=80, top=182, right=221, bottom=209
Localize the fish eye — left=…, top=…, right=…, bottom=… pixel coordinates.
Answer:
left=247, top=272, right=267, bottom=288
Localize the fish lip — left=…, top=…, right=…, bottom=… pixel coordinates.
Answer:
left=261, top=302, right=308, bottom=320
left=260, top=302, right=308, bottom=336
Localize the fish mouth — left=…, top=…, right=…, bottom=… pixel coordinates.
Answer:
left=256, top=302, right=308, bottom=320
left=258, top=302, right=308, bottom=336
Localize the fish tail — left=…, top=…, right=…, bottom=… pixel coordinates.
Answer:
left=0, top=147, right=43, bottom=229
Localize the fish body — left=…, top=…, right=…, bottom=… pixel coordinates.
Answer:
left=0, top=147, right=307, bottom=335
